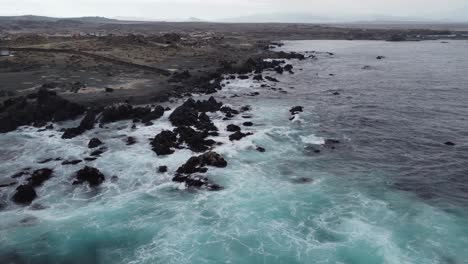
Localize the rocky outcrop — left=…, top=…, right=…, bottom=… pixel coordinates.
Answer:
left=0, top=88, right=85, bottom=133
left=27, top=168, right=53, bottom=187
left=173, top=151, right=226, bottom=191
left=150, top=130, right=178, bottom=156
left=12, top=185, right=37, bottom=205
left=229, top=131, right=253, bottom=141
left=175, top=126, right=216, bottom=153
left=177, top=151, right=227, bottom=174
left=126, top=136, right=137, bottom=146
left=227, top=124, right=241, bottom=132
left=62, top=110, right=97, bottom=139
left=265, top=76, right=279, bottom=83
left=290, top=106, right=303, bottom=115
left=73, top=166, right=105, bottom=187
left=172, top=174, right=223, bottom=191
left=88, top=138, right=103, bottom=148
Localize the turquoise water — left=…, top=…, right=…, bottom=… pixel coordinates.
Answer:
left=1, top=40, right=468, bottom=263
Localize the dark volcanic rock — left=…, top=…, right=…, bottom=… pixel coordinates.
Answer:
left=265, top=76, right=279, bottom=83
left=168, top=70, right=191, bottom=83
left=0, top=88, right=85, bottom=133
left=27, top=168, right=53, bottom=187
left=229, top=131, right=253, bottom=141
left=100, top=104, right=153, bottom=124
left=62, top=127, right=84, bottom=139
left=169, top=97, right=222, bottom=127
left=141, top=106, right=165, bottom=123
left=275, top=51, right=306, bottom=60
left=62, top=160, right=82, bottom=165
left=291, top=177, right=314, bottom=184
left=0, top=179, right=17, bottom=188
left=175, top=126, right=215, bottom=153
left=12, top=185, right=37, bottom=205
left=126, top=136, right=137, bottom=145
left=227, top=124, right=241, bottom=132
left=220, top=106, right=240, bottom=118
left=253, top=74, right=263, bottom=81
left=177, top=151, right=227, bottom=175
left=243, top=122, right=253, bottom=127
left=88, top=138, right=103, bottom=148
left=274, top=66, right=284, bottom=74
left=290, top=106, right=303, bottom=115
left=62, top=110, right=97, bottom=139
left=172, top=174, right=223, bottom=191
left=158, top=166, right=168, bottom=173
left=11, top=169, right=30, bottom=179
left=73, top=166, right=105, bottom=187
left=194, top=112, right=218, bottom=132
left=150, top=130, right=178, bottom=156
left=284, top=64, right=293, bottom=72
left=256, top=146, right=266, bottom=152
left=90, top=148, right=106, bottom=156
left=324, top=139, right=341, bottom=149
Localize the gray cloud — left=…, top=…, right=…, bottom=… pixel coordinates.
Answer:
left=0, top=0, right=466, bottom=21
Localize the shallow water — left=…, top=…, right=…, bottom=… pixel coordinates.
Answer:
left=1, top=40, right=468, bottom=264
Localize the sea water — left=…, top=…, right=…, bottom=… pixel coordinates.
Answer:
left=0, top=40, right=468, bottom=264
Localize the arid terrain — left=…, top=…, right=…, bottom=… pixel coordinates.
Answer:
left=1, top=17, right=467, bottom=105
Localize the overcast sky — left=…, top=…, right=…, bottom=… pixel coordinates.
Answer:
left=0, top=0, right=467, bottom=21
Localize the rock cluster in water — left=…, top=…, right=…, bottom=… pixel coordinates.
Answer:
left=3, top=49, right=311, bottom=205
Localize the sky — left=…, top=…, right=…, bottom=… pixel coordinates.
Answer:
left=0, top=0, right=467, bottom=21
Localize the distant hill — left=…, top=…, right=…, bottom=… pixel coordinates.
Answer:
left=0, top=15, right=120, bottom=23
left=220, top=12, right=468, bottom=24
left=187, top=17, right=205, bottom=22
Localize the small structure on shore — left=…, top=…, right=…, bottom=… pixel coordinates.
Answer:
left=0, top=48, right=11, bottom=57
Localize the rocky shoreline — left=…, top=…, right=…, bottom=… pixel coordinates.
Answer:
left=0, top=46, right=316, bottom=207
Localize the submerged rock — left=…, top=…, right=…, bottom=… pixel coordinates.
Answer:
left=253, top=74, right=263, bottom=81
left=0, top=179, right=17, bottom=188
left=256, top=146, right=266, bottom=153
left=290, top=106, right=303, bottom=115
left=12, top=185, right=37, bottom=205
left=62, top=159, right=82, bottom=165
left=73, top=166, right=105, bottom=187
left=172, top=174, right=223, bottom=191
left=265, top=76, right=279, bottom=83
left=158, top=166, right=168, bottom=173
left=88, top=138, right=103, bottom=148
left=291, top=177, right=314, bottom=184
left=444, top=141, right=456, bottom=146
left=324, top=139, right=341, bottom=149
left=126, top=136, right=137, bottom=146
left=229, top=131, right=253, bottom=141
left=27, top=168, right=53, bottom=187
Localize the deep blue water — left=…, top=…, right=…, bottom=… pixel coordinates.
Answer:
left=0, top=40, right=467, bottom=264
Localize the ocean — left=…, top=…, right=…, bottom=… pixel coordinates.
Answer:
left=1, top=40, right=467, bottom=264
